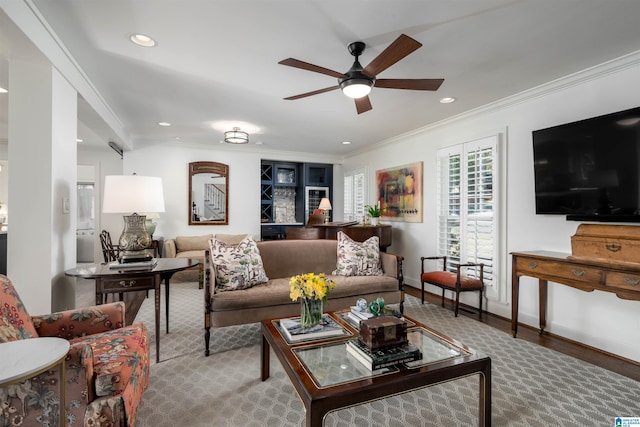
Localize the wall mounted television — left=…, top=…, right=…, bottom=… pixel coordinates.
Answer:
left=532, top=105, right=640, bottom=222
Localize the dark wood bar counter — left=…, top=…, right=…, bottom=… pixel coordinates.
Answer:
left=312, top=222, right=392, bottom=251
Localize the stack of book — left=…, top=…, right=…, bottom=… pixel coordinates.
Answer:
left=346, top=339, right=422, bottom=370
left=279, top=315, right=347, bottom=343
left=347, top=306, right=375, bottom=325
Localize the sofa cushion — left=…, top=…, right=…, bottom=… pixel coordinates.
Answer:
left=211, top=274, right=398, bottom=311
left=209, top=235, right=269, bottom=292
left=176, top=234, right=213, bottom=252
left=176, top=250, right=206, bottom=260
left=334, top=231, right=383, bottom=276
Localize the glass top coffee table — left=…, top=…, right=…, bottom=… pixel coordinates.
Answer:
left=261, top=311, right=491, bottom=427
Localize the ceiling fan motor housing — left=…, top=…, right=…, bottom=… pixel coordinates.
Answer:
left=340, top=41, right=375, bottom=96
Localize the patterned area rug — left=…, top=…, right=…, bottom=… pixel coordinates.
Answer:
left=132, top=282, right=640, bottom=426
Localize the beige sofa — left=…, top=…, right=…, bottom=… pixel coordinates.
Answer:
left=204, top=239, right=404, bottom=356
left=164, top=234, right=247, bottom=287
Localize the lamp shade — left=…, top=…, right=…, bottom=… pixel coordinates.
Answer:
left=103, top=175, right=165, bottom=213
left=318, top=198, right=332, bottom=210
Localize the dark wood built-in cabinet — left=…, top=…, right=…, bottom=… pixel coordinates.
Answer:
left=260, top=160, right=333, bottom=240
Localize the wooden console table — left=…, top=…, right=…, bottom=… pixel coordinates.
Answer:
left=511, top=250, right=640, bottom=337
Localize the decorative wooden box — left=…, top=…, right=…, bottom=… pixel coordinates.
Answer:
left=569, top=224, right=640, bottom=265
left=359, top=315, right=408, bottom=351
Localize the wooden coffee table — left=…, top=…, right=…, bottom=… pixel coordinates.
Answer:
left=261, top=311, right=491, bottom=427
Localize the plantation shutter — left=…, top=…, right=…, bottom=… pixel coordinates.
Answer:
left=344, top=169, right=366, bottom=222
left=437, top=136, right=497, bottom=287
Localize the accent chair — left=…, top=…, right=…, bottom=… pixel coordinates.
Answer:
left=0, top=275, right=150, bottom=426
left=420, top=255, right=485, bottom=317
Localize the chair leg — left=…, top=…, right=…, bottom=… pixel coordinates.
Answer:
left=478, top=290, right=483, bottom=318
left=454, top=291, right=460, bottom=317
left=421, top=281, right=425, bottom=304
left=441, top=289, right=445, bottom=307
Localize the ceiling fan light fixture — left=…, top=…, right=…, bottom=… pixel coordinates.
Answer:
left=340, top=78, right=373, bottom=99
left=224, top=127, right=249, bottom=144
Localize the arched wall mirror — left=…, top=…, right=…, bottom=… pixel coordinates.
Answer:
left=189, top=161, right=229, bottom=225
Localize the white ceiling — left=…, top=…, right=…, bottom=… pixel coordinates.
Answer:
left=2, top=0, right=640, bottom=155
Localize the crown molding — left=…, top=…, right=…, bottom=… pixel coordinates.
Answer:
left=344, top=49, right=640, bottom=159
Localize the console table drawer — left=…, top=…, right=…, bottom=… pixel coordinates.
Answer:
left=516, top=258, right=603, bottom=283
left=606, top=272, right=640, bottom=291
left=101, top=276, right=154, bottom=292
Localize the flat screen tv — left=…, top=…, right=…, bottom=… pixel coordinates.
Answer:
left=532, top=105, right=640, bottom=222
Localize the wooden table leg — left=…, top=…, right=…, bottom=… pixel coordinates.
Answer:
left=164, top=276, right=170, bottom=334
left=478, top=358, right=492, bottom=427
left=511, top=266, right=519, bottom=337
left=261, top=334, right=270, bottom=381
left=95, top=277, right=103, bottom=305
left=154, top=274, right=161, bottom=363
left=539, top=279, right=548, bottom=334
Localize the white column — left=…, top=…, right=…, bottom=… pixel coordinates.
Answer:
left=8, top=60, right=77, bottom=313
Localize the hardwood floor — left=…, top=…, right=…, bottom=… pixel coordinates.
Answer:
left=405, top=286, right=640, bottom=382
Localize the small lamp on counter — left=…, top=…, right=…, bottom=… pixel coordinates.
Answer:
left=318, top=198, right=332, bottom=223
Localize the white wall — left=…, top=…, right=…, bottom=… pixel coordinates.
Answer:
left=123, top=144, right=340, bottom=243
left=342, top=53, right=640, bottom=362
left=78, top=146, right=124, bottom=262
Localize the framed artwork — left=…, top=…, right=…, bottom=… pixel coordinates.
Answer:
left=375, top=161, right=423, bottom=223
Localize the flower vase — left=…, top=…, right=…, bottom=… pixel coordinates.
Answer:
left=370, top=217, right=379, bottom=226
left=300, top=298, right=323, bottom=328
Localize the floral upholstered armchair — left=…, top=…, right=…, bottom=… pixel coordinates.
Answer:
left=0, top=275, right=149, bottom=426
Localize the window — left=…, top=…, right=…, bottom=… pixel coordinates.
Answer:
left=344, top=169, right=366, bottom=222
left=437, top=136, right=498, bottom=287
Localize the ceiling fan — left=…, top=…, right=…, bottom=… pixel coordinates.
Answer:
left=278, top=34, right=444, bottom=114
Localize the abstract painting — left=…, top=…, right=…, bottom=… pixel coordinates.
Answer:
left=375, top=161, right=423, bottom=223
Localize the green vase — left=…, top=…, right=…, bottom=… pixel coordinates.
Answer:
left=300, top=298, right=323, bottom=328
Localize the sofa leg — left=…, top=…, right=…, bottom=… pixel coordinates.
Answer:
left=204, top=327, right=210, bottom=356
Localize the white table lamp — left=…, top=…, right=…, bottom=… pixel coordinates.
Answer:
left=103, top=175, right=165, bottom=263
left=318, top=198, right=332, bottom=223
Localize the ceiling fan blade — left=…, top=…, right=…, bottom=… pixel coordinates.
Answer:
left=284, top=85, right=340, bottom=100
left=278, top=58, right=346, bottom=79
left=354, top=96, right=372, bottom=114
left=363, top=34, right=422, bottom=77
left=375, top=78, right=444, bottom=91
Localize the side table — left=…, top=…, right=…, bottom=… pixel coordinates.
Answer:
left=0, top=337, right=70, bottom=426
left=65, top=258, right=199, bottom=363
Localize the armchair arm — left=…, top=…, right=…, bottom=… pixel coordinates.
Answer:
left=164, top=239, right=177, bottom=258
left=420, top=255, right=447, bottom=273
left=31, top=302, right=126, bottom=339
left=68, top=342, right=96, bottom=403
left=455, top=262, right=484, bottom=282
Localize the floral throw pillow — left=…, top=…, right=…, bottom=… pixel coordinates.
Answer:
left=209, top=235, right=268, bottom=292
left=334, top=231, right=383, bottom=276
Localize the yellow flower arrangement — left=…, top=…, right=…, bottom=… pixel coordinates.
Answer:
left=289, top=272, right=336, bottom=302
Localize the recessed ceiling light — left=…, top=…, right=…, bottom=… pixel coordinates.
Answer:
left=342, top=141, right=352, bottom=145
left=158, top=122, right=171, bottom=127
left=0, top=87, right=7, bottom=94
left=439, top=97, right=456, bottom=104
left=76, top=138, right=83, bottom=143
left=130, top=33, right=156, bottom=47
